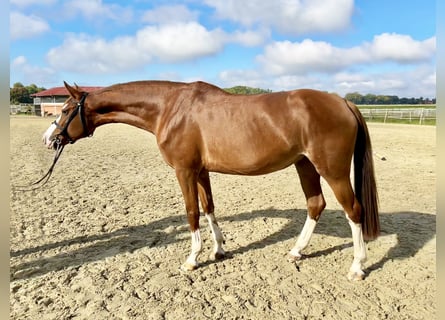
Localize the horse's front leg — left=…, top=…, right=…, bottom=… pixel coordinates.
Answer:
left=198, top=170, right=225, bottom=260
left=176, top=168, right=202, bottom=271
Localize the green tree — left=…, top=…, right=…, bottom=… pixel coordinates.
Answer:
left=345, top=92, right=363, bottom=104
left=362, top=93, right=376, bottom=104
left=224, top=86, right=272, bottom=95
left=10, top=83, right=29, bottom=104
left=10, top=83, right=46, bottom=104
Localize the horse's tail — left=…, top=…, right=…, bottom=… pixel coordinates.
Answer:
left=345, top=100, right=380, bottom=240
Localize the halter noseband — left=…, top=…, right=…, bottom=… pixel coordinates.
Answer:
left=53, top=93, right=90, bottom=144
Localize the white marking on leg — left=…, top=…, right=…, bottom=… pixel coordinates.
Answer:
left=205, top=213, right=225, bottom=259
left=347, top=216, right=367, bottom=280
left=183, top=229, right=202, bottom=270
left=289, top=215, right=317, bottom=260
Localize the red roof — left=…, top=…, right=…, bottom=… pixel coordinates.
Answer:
left=31, top=86, right=104, bottom=97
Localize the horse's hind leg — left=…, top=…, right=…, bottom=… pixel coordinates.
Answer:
left=325, top=176, right=367, bottom=281
left=198, top=170, right=225, bottom=260
left=288, top=157, right=326, bottom=262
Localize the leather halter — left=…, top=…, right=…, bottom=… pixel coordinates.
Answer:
left=53, top=93, right=90, bottom=144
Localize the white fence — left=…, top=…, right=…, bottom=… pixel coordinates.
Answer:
left=10, top=105, right=34, bottom=114
left=359, top=108, right=436, bottom=124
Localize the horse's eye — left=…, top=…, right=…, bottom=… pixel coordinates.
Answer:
left=62, top=110, right=68, bottom=115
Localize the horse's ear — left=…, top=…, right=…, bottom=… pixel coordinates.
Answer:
left=64, top=81, right=83, bottom=100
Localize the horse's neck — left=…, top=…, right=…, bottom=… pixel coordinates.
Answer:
left=88, top=84, right=169, bottom=134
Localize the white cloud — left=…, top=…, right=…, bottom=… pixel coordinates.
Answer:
left=64, top=0, right=133, bottom=23
left=11, top=0, right=56, bottom=7
left=422, top=71, right=436, bottom=87
left=135, top=23, right=225, bottom=63
left=218, top=67, right=333, bottom=93
left=12, top=55, right=27, bottom=67
left=10, top=11, right=50, bottom=40
left=46, top=21, right=269, bottom=74
left=228, top=28, right=270, bottom=47
left=258, top=39, right=365, bottom=75
left=142, top=5, right=199, bottom=24
left=11, top=55, right=57, bottom=86
left=332, top=67, right=436, bottom=98
left=257, top=34, right=436, bottom=76
left=218, top=69, right=318, bottom=91
left=270, top=74, right=322, bottom=91
left=204, top=0, right=354, bottom=34
left=47, top=23, right=224, bottom=73
left=218, top=64, right=436, bottom=98
left=219, top=69, right=263, bottom=87
left=46, top=34, right=151, bottom=74
left=369, top=33, right=436, bottom=63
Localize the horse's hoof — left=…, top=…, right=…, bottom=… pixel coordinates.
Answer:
left=180, top=262, right=198, bottom=272
left=212, top=250, right=226, bottom=260
left=347, top=270, right=365, bottom=281
left=287, top=253, right=302, bottom=263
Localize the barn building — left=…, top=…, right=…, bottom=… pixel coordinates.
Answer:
left=32, top=86, right=103, bottom=116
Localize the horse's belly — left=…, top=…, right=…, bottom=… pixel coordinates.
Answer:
left=203, top=144, right=303, bottom=175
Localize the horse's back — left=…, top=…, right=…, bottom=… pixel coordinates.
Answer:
left=185, top=87, right=357, bottom=174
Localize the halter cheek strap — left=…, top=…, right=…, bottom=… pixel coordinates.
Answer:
left=56, top=93, right=90, bottom=143
left=77, top=93, right=89, bottom=137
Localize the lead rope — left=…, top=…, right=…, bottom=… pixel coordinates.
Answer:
left=12, top=142, right=65, bottom=191
left=12, top=93, right=89, bottom=191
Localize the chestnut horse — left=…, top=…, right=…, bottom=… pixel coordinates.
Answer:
left=43, top=80, right=379, bottom=280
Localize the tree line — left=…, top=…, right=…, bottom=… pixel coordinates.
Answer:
left=225, top=87, right=436, bottom=105
left=344, top=92, right=435, bottom=105
left=10, top=82, right=435, bottom=105
left=224, top=86, right=272, bottom=95
left=10, top=82, right=46, bottom=104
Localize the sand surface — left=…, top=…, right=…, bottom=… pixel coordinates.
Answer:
left=10, top=117, right=436, bottom=319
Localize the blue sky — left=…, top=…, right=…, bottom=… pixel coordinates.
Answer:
left=10, top=0, right=436, bottom=98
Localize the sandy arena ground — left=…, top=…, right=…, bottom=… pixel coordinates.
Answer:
left=10, top=116, right=435, bottom=319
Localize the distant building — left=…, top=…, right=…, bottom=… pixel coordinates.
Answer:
left=31, top=86, right=103, bottom=116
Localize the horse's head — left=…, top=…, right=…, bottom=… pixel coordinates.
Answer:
left=43, top=82, right=92, bottom=149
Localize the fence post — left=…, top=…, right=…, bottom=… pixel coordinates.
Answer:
left=384, top=109, right=388, bottom=123
left=419, top=108, right=424, bottom=125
